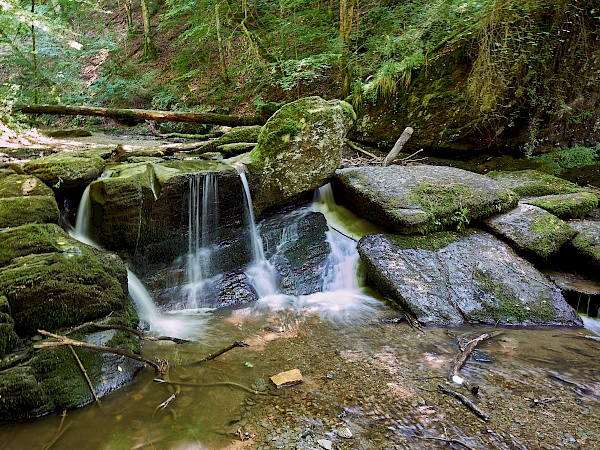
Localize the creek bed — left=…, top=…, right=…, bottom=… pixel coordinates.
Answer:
left=1, top=296, right=599, bottom=449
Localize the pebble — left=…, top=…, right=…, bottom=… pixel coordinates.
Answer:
left=317, top=438, right=333, bottom=450
left=336, top=426, right=353, bottom=439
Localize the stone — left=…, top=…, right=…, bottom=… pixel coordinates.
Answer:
left=569, top=218, right=600, bottom=270
left=0, top=171, right=59, bottom=227
left=486, top=170, right=582, bottom=197
left=23, top=150, right=105, bottom=188
left=521, top=192, right=598, bottom=219
left=317, top=439, right=333, bottom=450
left=270, top=369, right=303, bottom=388
left=246, top=96, right=356, bottom=215
left=43, top=128, right=92, bottom=138
left=357, top=230, right=581, bottom=326
left=485, top=203, right=576, bottom=259
left=332, top=165, right=518, bottom=235
left=190, top=125, right=262, bottom=154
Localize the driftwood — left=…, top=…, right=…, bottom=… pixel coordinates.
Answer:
left=197, top=341, right=249, bottom=363
left=345, top=139, right=380, bottom=160
left=451, top=331, right=501, bottom=393
left=34, top=329, right=166, bottom=374
left=438, top=384, right=490, bottom=420
left=14, top=104, right=267, bottom=126
left=65, top=322, right=192, bottom=344
left=154, top=378, right=270, bottom=396
left=382, top=127, right=414, bottom=167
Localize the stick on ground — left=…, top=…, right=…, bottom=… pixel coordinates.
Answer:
left=438, top=384, right=490, bottom=420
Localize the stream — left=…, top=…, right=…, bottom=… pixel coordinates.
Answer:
left=1, top=148, right=600, bottom=448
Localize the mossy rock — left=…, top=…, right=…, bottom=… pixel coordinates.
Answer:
left=569, top=219, right=600, bottom=271
left=357, top=230, right=581, bottom=325
left=23, top=151, right=105, bottom=188
left=0, top=223, right=66, bottom=265
left=0, top=296, right=18, bottom=359
left=0, top=224, right=127, bottom=335
left=0, top=172, right=55, bottom=198
left=190, top=125, right=262, bottom=155
left=43, top=128, right=92, bottom=138
left=247, top=96, right=356, bottom=215
left=486, top=170, right=582, bottom=197
left=485, top=203, right=577, bottom=259
left=217, top=142, right=257, bottom=154
left=332, top=165, right=518, bottom=235
left=0, top=196, right=60, bottom=228
left=0, top=300, right=141, bottom=419
left=521, top=192, right=598, bottom=219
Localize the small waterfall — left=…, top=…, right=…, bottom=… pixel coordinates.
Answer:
left=182, top=173, right=221, bottom=308
left=236, top=167, right=279, bottom=297
left=72, top=184, right=96, bottom=247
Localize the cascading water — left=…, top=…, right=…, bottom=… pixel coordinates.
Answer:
left=236, top=167, right=280, bottom=298
left=182, top=172, right=221, bottom=308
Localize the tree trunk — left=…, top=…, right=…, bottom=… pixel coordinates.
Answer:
left=140, top=0, right=156, bottom=60
left=31, top=0, right=39, bottom=103
left=339, top=0, right=357, bottom=98
left=14, top=104, right=268, bottom=126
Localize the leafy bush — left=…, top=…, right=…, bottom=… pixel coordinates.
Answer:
left=532, top=145, right=600, bottom=175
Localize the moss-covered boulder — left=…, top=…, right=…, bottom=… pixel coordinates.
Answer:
left=87, top=160, right=245, bottom=267
left=484, top=204, right=576, bottom=259
left=486, top=170, right=582, bottom=197
left=357, top=230, right=581, bottom=326
left=190, top=125, right=261, bottom=155
left=569, top=219, right=600, bottom=272
left=246, top=96, right=355, bottom=215
left=332, top=165, right=518, bottom=235
left=23, top=150, right=106, bottom=188
left=0, top=296, right=18, bottom=359
left=0, top=302, right=142, bottom=419
left=0, top=224, right=128, bottom=335
left=521, top=192, right=598, bottom=219
left=0, top=171, right=59, bottom=227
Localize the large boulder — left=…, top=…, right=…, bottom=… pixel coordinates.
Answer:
left=0, top=170, right=59, bottom=227
left=246, top=96, right=355, bottom=215
left=484, top=204, right=577, bottom=260
left=0, top=224, right=128, bottom=335
left=357, top=230, right=581, bottom=326
left=332, top=165, right=518, bottom=234
left=23, top=149, right=106, bottom=188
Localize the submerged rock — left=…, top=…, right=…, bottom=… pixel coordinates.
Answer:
left=521, top=192, right=598, bottom=219
left=247, top=96, right=355, bottom=215
left=357, top=230, right=581, bottom=326
left=0, top=170, right=59, bottom=227
left=486, top=170, right=582, bottom=197
left=332, top=165, right=518, bottom=234
left=484, top=203, right=577, bottom=260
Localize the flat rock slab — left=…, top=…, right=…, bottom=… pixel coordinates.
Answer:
left=486, top=170, right=581, bottom=197
left=521, top=192, right=598, bottom=219
left=23, top=150, right=106, bottom=188
left=357, top=230, right=581, bottom=326
left=569, top=219, right=600, bottom=269
left=270, top=369, right=303, bottom=388
left=485, top=204, right=576, bottom=259
left=332, top=165, right=518, bottom=234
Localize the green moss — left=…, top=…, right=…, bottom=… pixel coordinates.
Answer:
left=388, top=229, right=475, bottom=251
left=0, top=173, right=54, bottom=198
left=0, top=224, right=64, bottom=266
left=532, top=145, right=600, bottom=175
left=486, top=170, right=581, bottom=197
left=23, top=152, right=105, bottom=188
left=524, top=192, right=598, bottom=219
left=528, top=215, right=576, bottom=259
left=0, top=196, right=60, bottom=228
left=0, top=296, right=18, bottom=358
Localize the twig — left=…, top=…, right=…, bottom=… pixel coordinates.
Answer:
left=130, top=437, right=163, bottom=449
left=345, top=139, right=380, bottom=159
left=65, top=322, right=192, bottom=344
left=438, top=384, right=489, bottom=420
left=418, top=436, right=476, bottom=450
left=450, top=331, right=501, bottom=393
left=399, top=148, right=423, bottom=161
left=197, top=341, right=249, bottom=362
left=153, top=378, right=270, bottom=396
left=41, top=410, right=72, bottom=450
left=35, top=330, right=166, bottom=374
left=68, top=345, right=100, bottom=404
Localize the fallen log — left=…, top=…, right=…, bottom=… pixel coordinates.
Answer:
left=14, top=104, right=268, bottom=127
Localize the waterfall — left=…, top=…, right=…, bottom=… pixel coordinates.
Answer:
left=72, top=184, right=96, bottom=247
left=236, top=167, right=280, bottom=298
left=182, top=173, right=221, bottom=308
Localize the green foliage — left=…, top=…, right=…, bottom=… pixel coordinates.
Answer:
left=272, top=53, right=340, bottom=92
left=531, top=145, right=600, bottom=175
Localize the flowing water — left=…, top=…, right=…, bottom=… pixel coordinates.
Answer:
left=3, top=182, right=600, bottom=449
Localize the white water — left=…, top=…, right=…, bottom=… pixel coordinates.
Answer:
left=182, top=173, right=221, bottom=308
left=72, top=184, right=96, bottom=247
left=237, top=167, right=280, bottom=297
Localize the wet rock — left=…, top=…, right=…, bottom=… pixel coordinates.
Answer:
left=317, top=439, right=333, bottom=450
left=569, top=218, right=600, bottom=271
left=332, top=165, right=518, bottom=235
left=521, top=192, right=598, bottom=219
left=23, top=150, right=105, bottom=188
left=357, top=230, right=582, bottom=325
left=270, top=369, right=303, bottom=388
left=190, top=125, right=261, bottom=155
left=485, top=204, right=576, bottom=259
left=246, top=96, right=356, bottom=215
left=486, top=170, right=582, bottom=197
left=0, top=170, right=59, bottom=227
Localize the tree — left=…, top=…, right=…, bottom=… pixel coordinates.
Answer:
left=140, top=0, right=157, bottom=59
left=339, top=0, right=356, bottom=98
